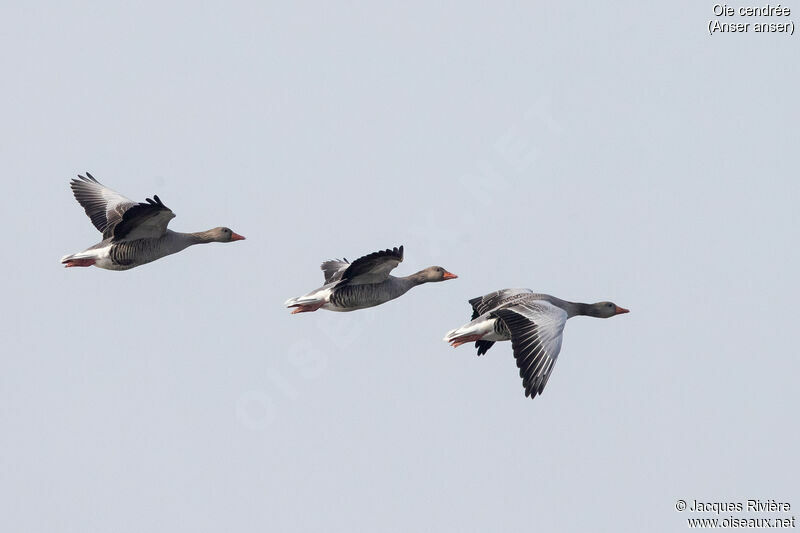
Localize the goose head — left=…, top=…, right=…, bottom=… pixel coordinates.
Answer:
left=417, top=266, right=458, bottom=283
left=586, top=301, right=629, bottom=318
left=208, top=227, right=246, bottom=242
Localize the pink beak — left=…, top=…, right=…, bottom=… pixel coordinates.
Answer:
left=231, top=232, right=246, bottom=241
left=442, top=271, right=458, bottom=280
left=615, top=306, right=630, bottom=315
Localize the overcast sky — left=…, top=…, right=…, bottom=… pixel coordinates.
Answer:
left=2, top=2, right=798, bottom=532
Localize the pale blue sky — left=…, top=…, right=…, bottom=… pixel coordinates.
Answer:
left=2, top=2, right=798, bottom=532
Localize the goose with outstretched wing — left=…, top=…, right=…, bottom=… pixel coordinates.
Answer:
left=61, top=172, right=245, bottom=270
left=285, top=245, right=457, bottom=313
left=444, top=290, right=629, bottom=399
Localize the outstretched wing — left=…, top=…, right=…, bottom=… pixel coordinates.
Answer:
left=320, top=259, right=350, bottom=284
left=468, top=288, right=534, bottom=319
left=111, top=195, right=175, bottom=241
left=69, top=173, right=175, bottom=240
left=70, top=173, right=137, bottom=236
left=493, top=301, right=568, bottom=399
left=339, top=246, right=404, bottom=286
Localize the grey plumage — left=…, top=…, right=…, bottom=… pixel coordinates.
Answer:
left=110, top=195, right=174, bottom=240
left=320, top=259, right=350, bottom=284
left=328, top=277, right=416, bottom=309
left=468, top=288, right=534, bottom=318
left=340, top=246, right=404, bottom=285
left=62, top=172, right=244, bottom=270
left=468, top=289, right=533, bottom=356
left=70, top=173, right=138, bottom=238
left=286, top=245, right=456, bottom=313
left=108, top=238, right=171, bottom=267
left=494, top=305, right=564, bottom=398
left=69, top=172, right=174, bottom=241
left=445, top=290, right=628, bottom=400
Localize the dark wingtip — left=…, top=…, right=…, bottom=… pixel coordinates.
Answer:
left=74, top=172, right=99, bottom=184
left=143, top=195, right=167, bottom=209
left=474, top=340, right=494, bottom=356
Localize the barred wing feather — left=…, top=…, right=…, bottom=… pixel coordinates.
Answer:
left=494, top=301, right=567, bottom=399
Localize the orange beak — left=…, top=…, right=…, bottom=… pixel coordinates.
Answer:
left=231, top=232, right=246, bottom=241
left=442, top=271, right=458, bottom=280
left=615, top=306, right=630, bottom=315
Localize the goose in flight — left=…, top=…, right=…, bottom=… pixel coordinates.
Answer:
left=285, top=245, right=457, bottom=313
left=444, top=289, right=629, bottom=399
left=61, top=173, right=245, bottom=270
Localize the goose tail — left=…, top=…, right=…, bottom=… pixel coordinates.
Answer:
left=60, top=251, right=98, bottom=268
left=284, top=287, right=333, bottom=313
left=443, top=317, right=497, bottom=349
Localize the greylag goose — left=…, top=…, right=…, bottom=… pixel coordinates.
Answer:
left=444, top=289, right=629, bottom=399
left=285, top=245, right=457, bottom=313
left=61, top=173, right=245, bottom=270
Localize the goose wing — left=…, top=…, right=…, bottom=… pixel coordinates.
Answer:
left=493, top=300, right=568, bottom=399
left=320, top=259, right=350, bottom=284
left=338, top=246, right=404, bottom=286
left=111, top=195, right=175, bottom=241
left=70, top=173, right=175, bottom=240
left=70, top=173, right=136, bottom=236
left=468, top=288, right=534, bottom=319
